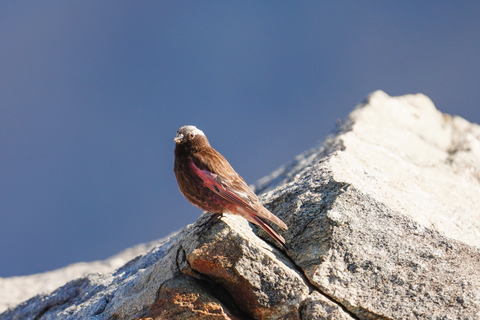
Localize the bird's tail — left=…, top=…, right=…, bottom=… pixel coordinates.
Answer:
left=250, top=214, right=288, bottom=250
left=258, top=206, right=288, bottom=230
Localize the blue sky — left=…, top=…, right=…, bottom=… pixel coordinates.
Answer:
left=1, top=1, right=479, bottom=277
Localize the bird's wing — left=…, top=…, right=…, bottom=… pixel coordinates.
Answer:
left=191, top=147, right=288, bottom=231
left=191, top=148, right=260, bottom=214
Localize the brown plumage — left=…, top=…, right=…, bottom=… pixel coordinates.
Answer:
left=173, top=125, right=288, bottom=249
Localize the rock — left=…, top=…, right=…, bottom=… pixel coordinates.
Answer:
left=0, top=238, right=164, bottom=313
left=140, top=274, right=242, bottom=320
left=1, top=91, right=479, bottom=319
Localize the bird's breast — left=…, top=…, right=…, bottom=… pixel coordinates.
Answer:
left=174, top=157, right=229, bottom=214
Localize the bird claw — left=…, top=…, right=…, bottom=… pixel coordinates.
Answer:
left=195, top=212, right=223, bottom=230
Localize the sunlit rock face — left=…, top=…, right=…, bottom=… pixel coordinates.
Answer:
left=2, top=91, right=479, bottom=320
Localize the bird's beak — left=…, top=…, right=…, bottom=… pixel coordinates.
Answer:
left=174, top=133, right=184, bottom=143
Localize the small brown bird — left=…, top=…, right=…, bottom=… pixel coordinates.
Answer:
left=173, top=125, right=288, bottom=249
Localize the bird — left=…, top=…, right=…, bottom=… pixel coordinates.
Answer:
left=173, top=125, right=288, bottom=249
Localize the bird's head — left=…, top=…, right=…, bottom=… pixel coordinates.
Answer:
left=174, top=125, right=210, bottom=150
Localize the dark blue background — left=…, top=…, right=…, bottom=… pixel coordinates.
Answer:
left=1, top=1, right=479, bottom=277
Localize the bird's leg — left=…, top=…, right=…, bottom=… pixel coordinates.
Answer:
left=206, top=212, right=224, bottom=230
left=196, top=212, right=223, bottom=230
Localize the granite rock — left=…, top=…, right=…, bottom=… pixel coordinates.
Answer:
left=0, top=238, right=162, bottom=313
left=2, top=91, right=479, bottom=319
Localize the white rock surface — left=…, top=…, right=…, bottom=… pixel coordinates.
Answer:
left=256, top=91, right=480, bottom=247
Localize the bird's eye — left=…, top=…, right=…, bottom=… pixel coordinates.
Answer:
left=189, top=133, right=194, bottom=139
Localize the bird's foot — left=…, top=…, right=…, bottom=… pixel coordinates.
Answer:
left=196, top=212, right=223, bottom=230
